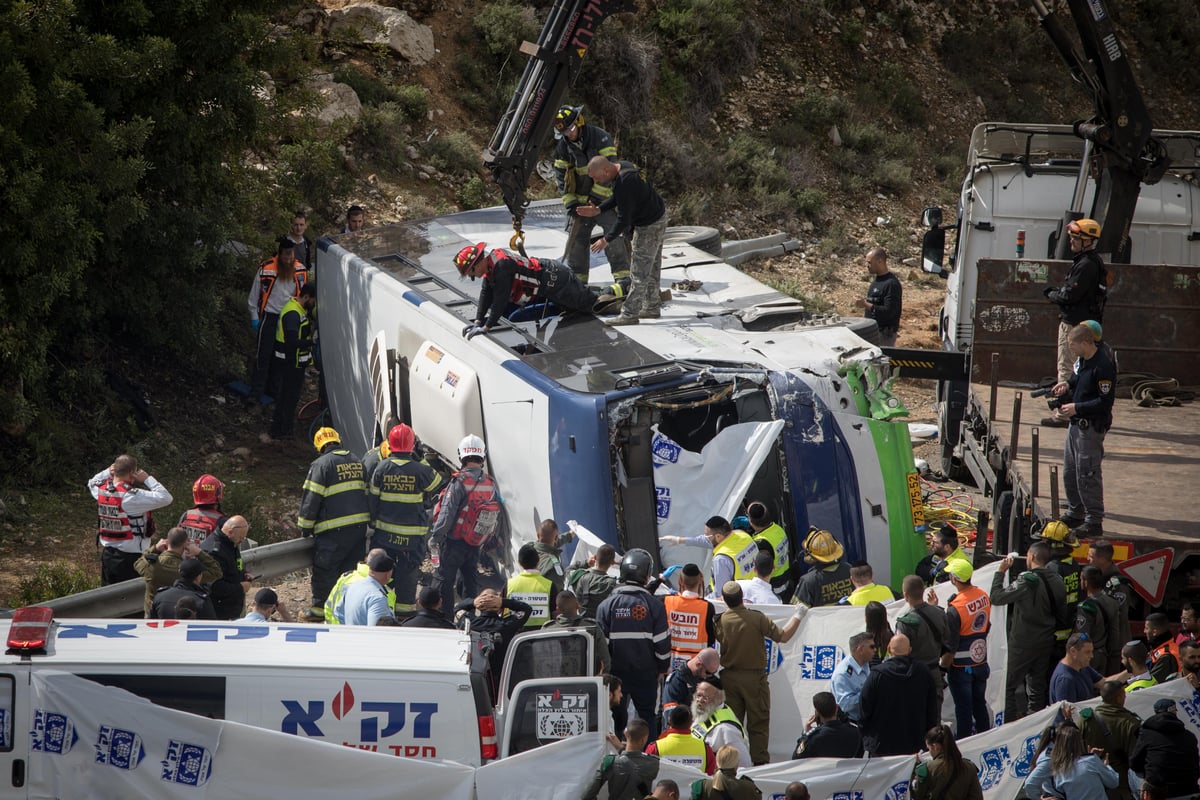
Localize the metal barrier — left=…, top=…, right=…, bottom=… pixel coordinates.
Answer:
left=44, top=537, right=315, bottom=618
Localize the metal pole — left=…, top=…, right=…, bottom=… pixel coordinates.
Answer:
left=1050, top=465, right=1060, bottom=519
left=1009, top=392, right=1023, bottom=463
left=974, top=509, right=992, bottom=563
left=988, top=353, right=1000, bottom=426
left=1031, top=428, right=1040, bottom=500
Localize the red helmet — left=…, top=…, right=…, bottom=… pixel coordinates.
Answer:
left=454, top=242, right=487, bottom=276
left=192, top=474, right=224, bottom=505
left=388, top=423, right=416, bottom=454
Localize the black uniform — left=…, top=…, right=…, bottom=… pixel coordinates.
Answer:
left=475, top=251, right=602, bottom=329
left=795, top=561, right=854, bottom=607
left=150, top=579, right=217, bottom=620
left=865, top=271, right=903, bottom=340
left=1063, top=345, right=1116, bottom=529
left=792, top=719, right=864, bottom=759
left=200, top=530, right=251, bottom=620
left=298, top=447, right=369, bottom=609
left=1047, top=249, right=1106, bottom=324
left=455, top=597, right=533, bottom=703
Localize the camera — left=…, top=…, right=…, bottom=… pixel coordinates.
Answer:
left=1030, top=386, right=1063, bottom=410
left=1045, top=396, right=1064, bottom=411
left=1030, top=386, right=1053, bottom=398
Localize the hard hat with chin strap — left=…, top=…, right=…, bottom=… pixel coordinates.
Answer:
left=458, top=434, right=486, bottom=461
left=1066, top=218, right=1101, bottom=240
left=454, top=242, right=487, bottom=277
left=192, top=474, right=224, bottom=505
left=313, top=427, right=341, bottom=453
left=802, top=527, right=845, bottom=564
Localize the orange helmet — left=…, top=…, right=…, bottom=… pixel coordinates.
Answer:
left=192, top=474, right=224, bottom=505
left=454, top=243, right=487, bottom=277
left=1066, top=218, right=1101, bottom=240
left=388, top=423, right=416, bottom=454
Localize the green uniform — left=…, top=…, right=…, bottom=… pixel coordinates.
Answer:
left=534, top=531, right=576, bottom=591
left=910, top=755, right=984, bottom=800
left=1076, top=590, right=1121, bottom=673
left=716, top=604, right=789, bottom=765
left=991, top=566, right=1067, bottom=721
left=1079, top=703, right=1141, bottom=800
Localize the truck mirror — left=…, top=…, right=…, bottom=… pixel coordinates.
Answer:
left=921, top=227, right=948, bottom=277
left=921, top=207, right=943, bottom=229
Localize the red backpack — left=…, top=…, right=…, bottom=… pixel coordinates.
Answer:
left=438, top=471, right=501, bottom=546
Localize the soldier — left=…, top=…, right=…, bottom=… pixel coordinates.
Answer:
left=532, top=519, right=576, bottom=592
left=1078, top=680, right=1142, bottom=800
left=1076, top=565, right=1121, bottom=673
left=793, top=528, right=853, bottom=608
left=298, top=427, right=370, bottom=622
left=1089, top=540, right=1133, bottom=649
left=895, top=574, right=949, bottom=711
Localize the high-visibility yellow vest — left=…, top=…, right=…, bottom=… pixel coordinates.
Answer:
left=507, top=571, right=552, bottom=627
left=655, top=730, right=708, bottom=771
left=711, top=531, right=758, bottom=589
left=753, top=522, right=790, bottom=579
left=847, top=583, right=894, bottom=606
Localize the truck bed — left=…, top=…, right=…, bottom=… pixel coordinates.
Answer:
left=981, top=384, right=1200, bottom=544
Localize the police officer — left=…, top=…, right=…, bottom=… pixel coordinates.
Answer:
left=368, top=423, right=444, bottom=615
left=88, top=454, right=174, bottom=585
left=990, top=541, right=1068, bottom=721
left=507, top=543, right=555, bottom=628
left=177, top=474, right=228, bottom=547
left=1043, top=218, right=1107, bottom=426
left=1036, top=520, right=1083, bottom=657
left=268, top=281, right=316, bottom=439
left=1076, top=565, right=1121, bottom=674
left=551, top=104, right=630, bottom=281
left=794, top=528, right=853, bottom=607
left=1051, top=322, right=1117, bottom=537
left=855, top=246, right=902, bottom=347
left=298, top=427, right=369, bottom=622
left=454, top=243, right=614, bottom=339
left=746, top=501, right=793, bottom=600
left=1088, top=540, right=1133, bottom=649
left=596, top=549, right=671, bottom=739
left=429, top=434, right=503, bottom=612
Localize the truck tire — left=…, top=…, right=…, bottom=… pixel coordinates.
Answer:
left=664, top=225, right=722, bottom=257
left=840, top=316, right=881, bottom=345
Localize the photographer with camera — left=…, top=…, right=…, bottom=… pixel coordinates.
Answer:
left=1051, top=323, right=1117, bottom=539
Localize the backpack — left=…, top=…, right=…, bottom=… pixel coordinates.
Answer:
left=436, top=470, right=501, bottom=547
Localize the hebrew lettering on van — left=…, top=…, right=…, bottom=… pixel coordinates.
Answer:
left=535, top=691, right=588, bottom=739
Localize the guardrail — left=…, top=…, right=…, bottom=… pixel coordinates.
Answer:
left=44, top=537, right=315, bottom=618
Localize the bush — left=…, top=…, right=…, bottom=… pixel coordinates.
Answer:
left=392, top=84, right=430, bottom=123
left=654, top=0, right=761, bottom=121
left=355, top=103, right=413, bottom=172
left=840, top=17, right=865, bottom=47
left=577, top=19, right=660, bottom=133
left=14, top=562, right=98, bottom=606
left=456, top=176, right=492, bottom=210
left=795, top=188, right=827, bottom=219
left=424, top=131, right=480, bottom=176
left=473, top=0, right=539, bottom=61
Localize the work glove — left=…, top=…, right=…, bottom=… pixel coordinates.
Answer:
left=465, top=325, right=488, bottom=340
left=661, top=564, right=683, bottom=581
left=462, top=322, right=480, bottom=337
left=251, top=318, right=260, bottom=332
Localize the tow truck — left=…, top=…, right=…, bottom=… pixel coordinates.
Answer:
left=315, top=0, right=929, bottom=587
left=911, top=0, right=1200, bottom=607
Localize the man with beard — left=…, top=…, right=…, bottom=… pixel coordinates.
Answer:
left=690, top=677, right=751, bottom=769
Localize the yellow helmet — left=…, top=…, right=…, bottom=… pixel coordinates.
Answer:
left=1066, top=218, right=1101, bottom=240
left=1035, top=519, right=1079, bottom=547
left=802, top=527, right=845, bottom=564
left=313, top=427, right=340, bottom=452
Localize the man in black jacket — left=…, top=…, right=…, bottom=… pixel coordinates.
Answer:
left=201, top=515, right=254, bottom=620
left=150, top=558, right=217, bottom=619
left=455, top=589, right=532, bottom=702
left=856, top=247, right=902, bottom=346
left=1131, top=698, right=1200, bottom=798
left=401, top=586, right=456, bottom=629
left=859, top=633, right=938, bottom=756
left=1043, top=217, right=1107, bottom=426
left=792, top=691, right=863, bottom=759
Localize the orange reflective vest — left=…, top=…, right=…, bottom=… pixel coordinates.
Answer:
left=664, top=594, right=712, bottom=663
left=257, top=256, right=307, bottom=317
left=1151, top=638, right=1180, bottom=670
left=97, top=478, right=134, bottom=542
left=949, top=585, right=991, bottom=667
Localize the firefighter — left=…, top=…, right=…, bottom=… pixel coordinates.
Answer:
left=88, top=454, right=174, bottom=585
left=454, top=243, right=614, bottom=338
left=1036, top=519, right=1083, bottom=657
left=793, top=528, right=854, bottom=608
left=297, top=427, right=370, bottom=622
left=368, top=423, right=444, bottom=614
left=551, top=104, right=630, bottom=281
left=247, top=236, right=308, bottom=402
left=268, top=282, right=316, bottom=439
left=177, top=474, right=228, bottom=548
left=429, top=434, right=503, bottom=612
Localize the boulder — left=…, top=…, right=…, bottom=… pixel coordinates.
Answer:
left=307, top=74, right=362, bottom=125
left=328, top=3, right=435, bottom=65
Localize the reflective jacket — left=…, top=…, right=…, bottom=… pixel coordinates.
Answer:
left=947, top=586, right=991, bottom=667
left=596, top=583, right=671, bottom=676
left=325, top=563, right=396, bottom=623
left=475, top=249, right=547, bottom=328
left=89, top=471, right=172, bottom=552
left=298, top=448, right=370, bottom=536
left=368, top=455, right=444, bottom=544
left=250, top=255, right=307, bottom=319
left=664, top=593, right=715, bottom=670
left=647, top=729, right=713, bottom=774
left=507, top=571, right=553, bottom=628
left=177, top=507, right=226, bottom=548
left=274, top=296, right=313, bottom=368
left=752, top=522, right=790, bottom=580
left=552, top=124, right=617, bottom=208
left=692, top=706, right=744, bottom=740
left=710, top=531, right=758, bottom=591
left=847, top=583, right=895, bottom=606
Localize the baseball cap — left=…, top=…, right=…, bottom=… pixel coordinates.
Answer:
left=945, top=559, right=974, bottom=582
left=254, top=588, right=278, bottom=606
left=179, top=558, right=204, bottom=581
left=368, top=553, right=396, bottom=572
left=1154, top=698, right=1177, bottom=714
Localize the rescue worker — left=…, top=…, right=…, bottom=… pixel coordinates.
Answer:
left=1036, top=519, right=1084, bottom=655
left=550, top=104, right=630, bottom=280
left=895, top=574, right=949, bottom=711
left=269, top=281, right=316, bottom=439
left=134, top=526, right=223, bottom=617
left=454, top=243, right=614, bottom=338
left=324, top=548, right=396, bottom=623
left=1051, top=321, right=1117, bottom=537
left=667, top=516, right=760, bottom=598
left=201, top=515, right=255, bottom=620
left=716, top=581, right=802, bottom=765
left=1078, top=680, right=1141, bottom=800
left=88, top=454, right=173, bottom=585
left=990, top=540, right=1068, bottom=721
left=794, top=528, right=853, bottom=607
left=1043, top=217, right=1108, bottom=427
left=1145, top=613, right=1180, bottom=683
left=691, top=677, right=752, bottom=768
left=855, top=246, right=902, bottom=347
left=1116, top=640, right=1156, bottom=693
left=247, top=236, right=308, bottom=402
left=429, top=434, right=502, bottom=612
left=745, top=501, right=792, bottom=600
left=532, top=519, right=576, bottom=591
left=941, top=559, right=992, bottom=738
left=297, top=426, right=370, bottom=622
left=361, top=413, right=399, bottom=484
left=581, top=156, right=668, bottom=325
left=150, top=558, right=217, bottom=620
left=368, top=423, right=444, bottom=615
left=844, top=562, right=895, bottom=605
left=690, top=746, right=763, bottom=800
left=1077, top=565, right=1121, bottom=673
left=1089, top=540, right=1133, bottom=649
left=646, top=705, right=715, bottom=775
left=581, top=718, right=659, bottom=800
left=568, top=543, right=618, bottom=619
left=916, top=523, right=967, bottom=585
left=663, top=563, right=717, bottom=674
left=340, top=551, right=395, bottom=626
left=507, top=543, right=555, bottom=628
left=662, top=648, right=721, bottom=726
left=177, top=474, right=228, bottom=547
left=596, top=549, right=671, bottom=739
left=542, top=588, right=610, bottom=673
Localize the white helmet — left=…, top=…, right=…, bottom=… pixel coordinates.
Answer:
left=458, top=434, right=486, bottom=461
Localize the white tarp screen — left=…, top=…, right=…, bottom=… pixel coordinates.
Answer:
left=27, top=671, right=474, bottom=800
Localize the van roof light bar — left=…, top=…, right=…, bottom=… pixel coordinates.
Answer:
left=6, top=606, right=53, bottom=655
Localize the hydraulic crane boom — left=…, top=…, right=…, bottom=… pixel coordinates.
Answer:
left=482, top=0, right=629, bottom=252
left=1030, top=0, right=1169, bottom=262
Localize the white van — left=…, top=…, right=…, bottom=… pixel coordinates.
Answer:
left=0, top=608, right=601, bottom=795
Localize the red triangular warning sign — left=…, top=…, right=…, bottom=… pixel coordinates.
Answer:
left=1117, top=547, right=1174, bottom=606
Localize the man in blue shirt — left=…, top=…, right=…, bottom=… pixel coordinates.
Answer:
left=830, top=632, right=875, bottom=722
left=1049, top=632, right=1104, bottom=703
left=341, top=552, right=395, bottom=626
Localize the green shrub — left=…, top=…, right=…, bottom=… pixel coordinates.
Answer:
left=456, top=176, right=492, bottom=210
left=424, top=131, right=480, bottom=176
left=795, top=188, right=826, bottom=219
left=840, top=17, right=865, bottom=47
left=14, top=562, right=98, bottom=606
left=393, top=85, right=430, bottom=122
left=473, top=0, right=539, bottom=61
left=789, top=92, right=850, bottom=137
left=653, top=0, right=760, bottom=119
